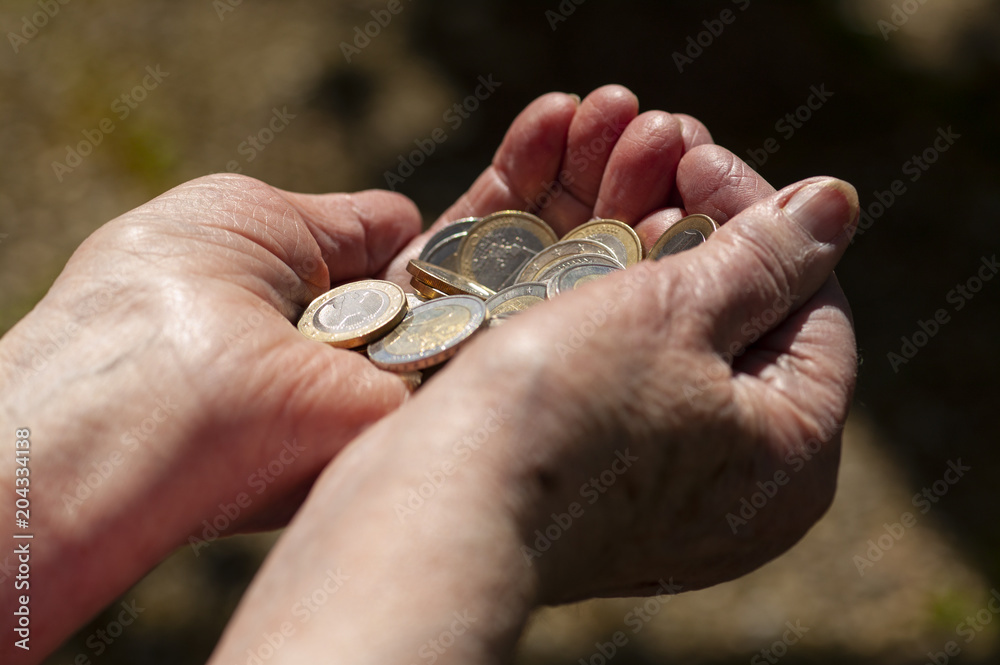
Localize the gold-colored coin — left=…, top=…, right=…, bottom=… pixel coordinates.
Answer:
left=297, top=280, right=407, bottom=349
left=458, top=211, right=558, bottom=290
left=646, top=214, right=719, bottom=260
left=562, top=219, right=643, bottom=267
left=407, top=260, right=496, bottom=300
left=410, top=277, right=448, bottom=300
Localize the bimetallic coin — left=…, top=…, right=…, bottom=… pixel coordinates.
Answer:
left=646, top=214, right=719, bottom=260
left=458, top=211, right=558, bottom=290
left=407, top=260, right=496, bottom=300
left=484, top=282, right=548, bottom=318
left=546, top=264, right=621, bottom=299
left=534, top=253, right=624, bottom=284
left=368, top=296, right=487, bottom=372
left=297, top=280, right=407, bottom=348
left=510, top=238, right=620, bottom=286
left=410, top=277, right=448, bottom=300
left=419, top=218, right=479, bottom=272
left=562, top=219, right=643, bottom=267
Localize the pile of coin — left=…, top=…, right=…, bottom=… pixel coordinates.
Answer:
left=297, top=210, right=718, bottom=376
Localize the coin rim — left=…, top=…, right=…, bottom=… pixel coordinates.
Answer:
left=408, top=260, right=496, bottom=300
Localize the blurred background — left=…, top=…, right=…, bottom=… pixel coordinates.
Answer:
left=1, top=0, right=998, bottom=663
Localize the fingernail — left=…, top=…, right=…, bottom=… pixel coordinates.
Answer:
left=782, top=179, right=859, bottom=244
left=567, top=93, right=582, bottom=105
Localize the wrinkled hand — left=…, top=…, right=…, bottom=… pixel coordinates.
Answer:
left=207, top=86, right=858, bottom=665
left=390, top=84, right=858, bottom=599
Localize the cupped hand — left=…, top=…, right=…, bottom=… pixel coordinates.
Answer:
left=204, top=86, right=857, bottom=665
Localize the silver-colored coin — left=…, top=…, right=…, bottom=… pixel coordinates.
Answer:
left=406, top=292, right=428, bottom=308
left=367, top=295, right=487, bottom=372
left=509, top=238, right=619, bottom=287
left=419, top=218, right=479, bottom=272
left=534, top=253, right=624, bottom=284
left=546, top=263, right=621, bottom=299
left=458, top=211, right=558, bottom=291
left=484, top=282, right=548, bottom=318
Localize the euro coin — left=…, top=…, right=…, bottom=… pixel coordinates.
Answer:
left=510, top=238, right=620, bottom=286
left=368, top=295, right=487, bottom=372
left=484, top=282, right=548, bottom=318
left=546, top=263, right=621, bottom=299
left=647, top=214, right=719, bottom=260
left=562, top=219, right=642, bottom=267
left=458, top=210, right=558, bottom=290
left=297, top=280, right=407, bottom=349
left=419, top=218, right=479, bottom=272
left=534, top=253, right=624, bottom=284
left=407, top=259, right=496, bottom=300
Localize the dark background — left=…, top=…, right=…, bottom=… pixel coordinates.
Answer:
left=1, top=0, right=998, bottom=663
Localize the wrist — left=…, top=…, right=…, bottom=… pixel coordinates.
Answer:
left=211, top=390, right=543, bottom=665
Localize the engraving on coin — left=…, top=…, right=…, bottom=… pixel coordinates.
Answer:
left=407, top=260, right=496, bottom=300
left=647, top=214, right=719, bottom=261
left=563, top=219, right=642, bottom=267
left=420, top=218, right=479, bottom=272
left=484, top=282, right=548, bottom=318
left=534, top=253, right=624, bottom=284
left=546, top=264, right=621, bottom=299
left=512, top=238, right=620, bottom=285
left=297, top=280, right=407, bottom=348
left=368, top=296, right=487, bottom=372
left=458, top=211, right=558, bottom=291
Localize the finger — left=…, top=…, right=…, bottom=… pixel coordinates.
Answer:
left=593, top=111, right=685, bottom=224
left=675, top=113, right=714, bottom=150
left=676, top=144, right=777, bottom=222
left=686, top=176, right=859, bottom=352
left=383, top=92, right=579, bottom=284
left=634, top=144, right=774, bottom=253
left=278, top=188, right=421, bottom=284
left=437, top=91, right=580, bottom=224
left=536, top=84, right=639, bottom=233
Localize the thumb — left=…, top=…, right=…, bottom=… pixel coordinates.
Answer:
left=694, top=176, right=860, bottom=351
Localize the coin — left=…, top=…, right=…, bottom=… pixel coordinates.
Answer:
left=419, top=218, right=479, bottom=272
left=407, top=260, right=496, bottom=300
left=297, top=280, right=407, bottom=349
left=562, top=219, right=642, bottom=267
left=510, top=238, right=620, bottom=286
left=546, top=264, right=621, bottom=299
left=367, top=295, right=487, bottom=372
left=484, top=282, right=548, bottom=318
left=406, top=292, right=428, bottom=308
left=646, top=214, right=719, bottom=260
left=410, top=277, right=449, bottom=300
left=534, top=253, right=624, bottom=284
left=458, top=211, right=558, bottom=290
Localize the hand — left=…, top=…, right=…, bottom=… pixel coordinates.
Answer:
left=206, top=86, right=857, bottom=665
left=0, top=175, right=427, bottom=659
